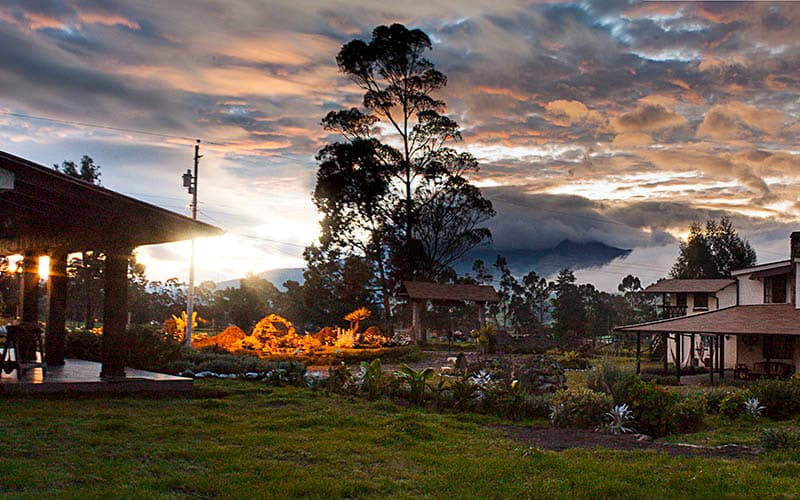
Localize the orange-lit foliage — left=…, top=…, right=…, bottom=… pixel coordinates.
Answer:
left=194, top=325, right=246, bottom=350
left=209, top=308, right=390, bottom=356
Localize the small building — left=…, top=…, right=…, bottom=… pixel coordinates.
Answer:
left=617, top=232, right=800, bottom=380
left=397, top=281, right=500, bottom=345
left=0, top=150, right=222, bottom=384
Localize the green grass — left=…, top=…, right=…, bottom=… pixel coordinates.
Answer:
left=0, top=381, right=799, bottom=498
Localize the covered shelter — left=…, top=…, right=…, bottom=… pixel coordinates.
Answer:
left=397, top=281, right=500, bottom=345
left=616, top=304, right=800, bottom=383
left=0, top=150, right=222, bottom=381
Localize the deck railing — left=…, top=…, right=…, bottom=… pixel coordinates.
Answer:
left=660, top=305, right=687, bottom=319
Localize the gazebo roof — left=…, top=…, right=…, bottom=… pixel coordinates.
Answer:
left=398, top=281, right=500, bottom=303
left=0, top=150, right=222, bottom=254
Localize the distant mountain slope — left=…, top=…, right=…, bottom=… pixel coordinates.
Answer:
left=460, top=239, right=631, bottom=277
left=215, top=268, right=304, bottom=290
left=215, top=240, right=629, bottom=289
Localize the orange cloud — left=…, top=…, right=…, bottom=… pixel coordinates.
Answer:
left=78, top=12, right=140, bottom=30
left=611, top=104, right=688, bottom=133
left=544, top=99, right=603, bottom=127
left=697, top=102, right=786, bottom=140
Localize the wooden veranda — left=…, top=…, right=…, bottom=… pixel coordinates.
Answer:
left=0, top=150, right=222, bottom=381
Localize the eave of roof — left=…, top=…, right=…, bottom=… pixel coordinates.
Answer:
left=0, top=150, right=223, bottom=253
left=399, top=281, right=500, bottom=303
left=731, top=260, right=791, bottom=276
left=616, top=304, right=800, bottom=336
left=643, top=278, right=736, bottom=294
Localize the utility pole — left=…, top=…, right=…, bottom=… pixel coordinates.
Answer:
left=182, top=140, right=201, bottom=347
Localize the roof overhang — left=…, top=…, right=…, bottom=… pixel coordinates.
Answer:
left=0, top=150, right=223, bottom=254
left=643, top=279, right=736, bottom=294
left=398, top=281, right=501, bottom=303
left=616, top=304, right=800, bottom=336
left=749, top=265, right=792, bottom=280
left=731, top=260, right=791, bottom=276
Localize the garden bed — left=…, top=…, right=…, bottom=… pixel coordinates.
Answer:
left=498, top=425, right=762, bottom=458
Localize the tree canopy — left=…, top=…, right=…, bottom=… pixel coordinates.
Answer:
left=670, top=217, right=756, bottom=279
left=311, top=23, right=495, bottom=320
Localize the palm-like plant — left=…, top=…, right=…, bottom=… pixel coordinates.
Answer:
left=396, top=363, right=436, bottom=406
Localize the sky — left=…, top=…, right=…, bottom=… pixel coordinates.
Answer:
left=0, top=0, right=798, bottom=291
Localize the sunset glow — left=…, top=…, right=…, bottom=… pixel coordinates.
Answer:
left=0, top=1, right=797, bottom=291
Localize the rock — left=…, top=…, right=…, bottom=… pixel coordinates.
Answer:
left=194, top=371, right=217, bottom=378
left=636, top=434, right=653, bottom=442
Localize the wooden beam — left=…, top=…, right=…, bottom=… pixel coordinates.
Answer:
left=46, top=250, right=68, bottom=366
left=636, top=332, right=641, bottom=374
left=719, top=334, right=725, bottom=379
left=100, top=248, right=130, bottom=379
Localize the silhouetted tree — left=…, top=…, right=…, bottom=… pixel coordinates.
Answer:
left=312, top=23, right=495, bottom=320
left=671, top=217, right=756, bottom=279
left=552, top=268, right=586, bottom=343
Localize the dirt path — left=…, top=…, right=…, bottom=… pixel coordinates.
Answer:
left=498, top=426, right=762, bottom=458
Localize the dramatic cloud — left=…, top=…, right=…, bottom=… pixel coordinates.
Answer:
left=0, top=0, right=798, bottom=289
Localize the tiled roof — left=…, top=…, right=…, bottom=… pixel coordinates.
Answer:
left=616, top=304, right=800, bottom=335
left=643, top=279, right=736, bottom=294
left=399, top=281, right=500, bottom=303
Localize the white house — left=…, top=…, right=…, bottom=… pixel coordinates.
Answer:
left=617, top=232, right=800, bottom=379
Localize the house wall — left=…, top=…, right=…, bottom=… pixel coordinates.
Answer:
left=668, top=334, right=737, bottom=369
left=718, top=284, right=737, bottom=308
left=738, top=273, right=763, bottom=305
left=736, top=335, right=800, bottom=372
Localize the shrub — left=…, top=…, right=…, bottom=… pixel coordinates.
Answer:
left=549, top=388, right=613, bottom=428
left=703, top=387, right=732, bottom=414
left=672, top=395, right=707, bottom=434
left=586, top=361, right=633, bottom=405
left=164, top=348, right=276, bottom=375
left=761, top=427, right=800, bottom=451
left=360, top=358, right=384, bottom=400
left=626, top=377, right=679, bottom=437
left=560, top=351, right=590, bottom=369
left=751, top=380, right=800, bottom=420
left=639, top=373, right=680, bottom=386
left=719, top=390, right=750, bottom=419
left=64, top=330, right=102, bottom=362
left=126, top=324, right=183, bottom=370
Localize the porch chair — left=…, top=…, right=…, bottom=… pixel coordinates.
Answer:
left=1, top=323, right=45, bottom=379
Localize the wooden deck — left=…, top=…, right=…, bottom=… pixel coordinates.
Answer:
left=0, top=358, right=192, bottom=395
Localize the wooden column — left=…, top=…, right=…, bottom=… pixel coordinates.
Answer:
left=689, top=334, right=696, bottom=374
left=718, top=334, right=725, bottom=379
left=46, top=250, right=68, bottom=366
left=411, top=300, right=422, bottom=346
left=709, top=335, right=715, bottom=386
left=100, top=248, right=130, bottom=379
left=19, top=251, right=39, bottom=323
left=477, top=302, right=485, bottom=328
left=635, top=332, right=641, bottom=374
left=676, top=333, right=681, bottom=379
left=662, top=332, right=668, bottom=373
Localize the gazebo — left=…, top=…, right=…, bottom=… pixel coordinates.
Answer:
left=0, top=150, right=222, bottom=381
left=397, top=281, right=500, bottom=345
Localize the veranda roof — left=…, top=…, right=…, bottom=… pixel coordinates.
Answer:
left=399, top=281, right=500, bottom=303
left=0, top=150, right=222, bottom=254
left=616, top=304, right=800, bottom=336
left=643, top=279, right=736, bottom=294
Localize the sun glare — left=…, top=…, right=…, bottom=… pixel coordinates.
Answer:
left=38, top=256, right=50, bottom=280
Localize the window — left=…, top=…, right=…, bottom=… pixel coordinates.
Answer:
left=764, top=275, right=787, bottom=303
left=763, top=335, right=794, bottom=360
left=676, top=293, right=687, bottom=308
left=693, top=293, right=708, bottom=310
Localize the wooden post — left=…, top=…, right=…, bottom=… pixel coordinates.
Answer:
left=690, top=334, right=696, bottom=374
left=662, top=332, right=668, bottom=373
left=676, top=333, right=681, bottom=379
left=709, top=335, right=715, bottom=386
left=19, top=251, right=39, bottom=323
left=411, top=300, right=422, bottom=346
left=719, top=334, right=725, bottom=379
left=635, top=332, right=641, bottom=374
left=46, top=250, right=68, bottom=366
left=100, top=248, right=129, bottom=379
left=477, top=302, right=485, bottom=329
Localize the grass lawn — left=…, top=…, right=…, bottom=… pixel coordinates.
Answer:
left=0, top=381, right=799, bottom=498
